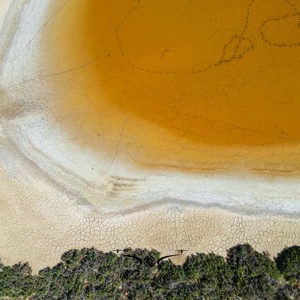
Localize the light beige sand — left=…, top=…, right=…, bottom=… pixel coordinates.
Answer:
left=1, top=165, right=300, bottom=272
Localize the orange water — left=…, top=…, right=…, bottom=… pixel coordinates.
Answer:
left=45, top=0, right=300, bottom=174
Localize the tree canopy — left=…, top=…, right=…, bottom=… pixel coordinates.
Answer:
left=0, top=244, right=299, bottom=299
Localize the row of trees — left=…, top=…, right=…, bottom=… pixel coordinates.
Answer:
left=0, top=244, right=299, bottom=299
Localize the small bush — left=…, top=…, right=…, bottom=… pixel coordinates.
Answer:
left=275, top=246, right=300, bottom=283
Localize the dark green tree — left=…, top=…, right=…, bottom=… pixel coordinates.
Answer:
left=120, top=248, right=160, bottom=299
left=227, top=243, right=281, bottom=299
left=275, top=283, right=300, bottom=300
left=0, top=261, right=35, bottom=298
left=32, top=248, right=123, bottom=299
left=182, top=252, right=235, bottom=299
left=151, top=259, right=186, bottom=298
left=275, top=245, right=300, bottom=283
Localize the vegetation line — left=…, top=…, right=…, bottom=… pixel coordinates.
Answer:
left=0, top=244, right=299, bottom=299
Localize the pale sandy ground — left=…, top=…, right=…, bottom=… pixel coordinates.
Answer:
left=1, top=165, right=300, bottom=272
left=0, top=0, right=300, bottom=273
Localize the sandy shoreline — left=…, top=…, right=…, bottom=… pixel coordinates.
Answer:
left=1, top=163, right=300, bottom=273
left=1, top=134, right=300, bottom=272
left=1, top=122, right=300, bottom=271
left=0, top=0, right=300, bottom=273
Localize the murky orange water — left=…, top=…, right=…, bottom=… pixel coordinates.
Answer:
left=46, top=0, right=300, bottom=174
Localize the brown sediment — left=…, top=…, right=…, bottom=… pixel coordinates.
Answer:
left=45, top=0, right=300, bottom=175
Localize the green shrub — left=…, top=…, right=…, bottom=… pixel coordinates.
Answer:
left=0, top=262, right=35, bottom=298
left=183, top=253, right=235, bottom=299
left=227, top=244, right=281, bottom=299
left=275, top=245, right=300, bottom=283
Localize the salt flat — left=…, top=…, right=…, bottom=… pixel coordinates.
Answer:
left=0, top=0, right=300, bottom=271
